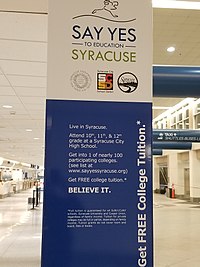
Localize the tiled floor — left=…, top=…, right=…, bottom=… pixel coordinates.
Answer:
left=0, top=190, right=200, bottom=266
left=154, top=194, right=200, bottom=267
left=0, top=190, right=42, bottom=267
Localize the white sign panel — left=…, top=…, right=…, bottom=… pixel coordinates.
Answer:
left=47, top=0, right=152, bottom=102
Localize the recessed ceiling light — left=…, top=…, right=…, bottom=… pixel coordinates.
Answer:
left=167, top=46, right=175, bottom=53
left=34, top=137, right=40, bottom=140
left=26, top=129, right=32, bottom=132
left=152, top=0, right=200, bottom=10
left=3, top=105, right=13, bottom=109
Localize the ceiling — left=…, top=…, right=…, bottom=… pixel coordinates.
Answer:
left=0, top=1, right=200, bottom=167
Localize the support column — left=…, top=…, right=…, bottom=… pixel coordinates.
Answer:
left=189, top=150, right=200, bottom=202
left=153, top=158, right=160, bottom=192
left=177, top=155, right=186, bottom=198
left=168, top=152, right=180, bottom=197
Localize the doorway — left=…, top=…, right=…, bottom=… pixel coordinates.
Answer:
left=159, top=166, right=168, bottom=194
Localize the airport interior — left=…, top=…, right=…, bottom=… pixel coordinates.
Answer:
left=1, top=0, right=200, bottom=266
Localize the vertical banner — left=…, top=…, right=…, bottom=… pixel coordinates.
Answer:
left=42, top=1, right=153, bottom=267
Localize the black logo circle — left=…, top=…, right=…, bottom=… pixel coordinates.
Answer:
left=117, top=72, right=138, bottom=93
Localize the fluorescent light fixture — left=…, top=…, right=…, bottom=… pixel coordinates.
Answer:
left=3, top=105, right=12, bottom=109
left=34, top=137, right=40, bottom=140
left=152, top=0, right=200, bottom=10
left=167, top=46, right=175, bottom=52
left=21, top=162, right=31, bottom=167
left=26, top=129, right=32, bottom=132
left=153, top=98, right=196, bottom=122
left=0, top=157, right=3, bottom=165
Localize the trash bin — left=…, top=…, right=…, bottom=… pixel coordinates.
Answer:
left=28, top=197, right=35, bottom=204
left=12, top=184, right=16, bottom=193
left=168, top=188, right=175, bottom=198
left=169, top=188, right=172, bottom=198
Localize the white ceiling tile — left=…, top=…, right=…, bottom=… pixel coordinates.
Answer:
left=30, top=114, right=45, bottom=120
left=0, top=74, right=10, bottom=86
left=0, top=86, right=16, bottom=96
left=0, top=113, right=28, bottom=121
left=0, top=40, right=47, bottom=62
left=153, top=9, right=200, bottom=66
left=19, top=96, right=45, bottom=105
left=0, top=60, right=47, bottom=76
left=0, top=1, right=48, bottom=14
left=29, top=111, right=45, bottom=121
left=0, top=12, right=47, bottom=41
left=1, top=111, right=24, bottom=118
left=9, top=118, right=41, bottom=127
left=23, top=103, right=45, bottom=111
left=1, top=114, right=31, bottom=121
left=6, top=75, right=47, bottom=87
left=14, top=86, right=46, bottom=97
left=30, top=109, right=45, bottom=114
left=0, top=95, right=21, bottom=105
left=0, top=126, right=17, bottom=134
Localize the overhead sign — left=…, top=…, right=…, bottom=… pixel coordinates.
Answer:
left=153, top=130, right=200, bottom=142
left=42, top=1, right=153, bottom=267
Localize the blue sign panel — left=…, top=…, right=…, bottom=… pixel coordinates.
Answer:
left=41, top=99, right=153, bottom=267
left=153, top=129, right=200, bottom=143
